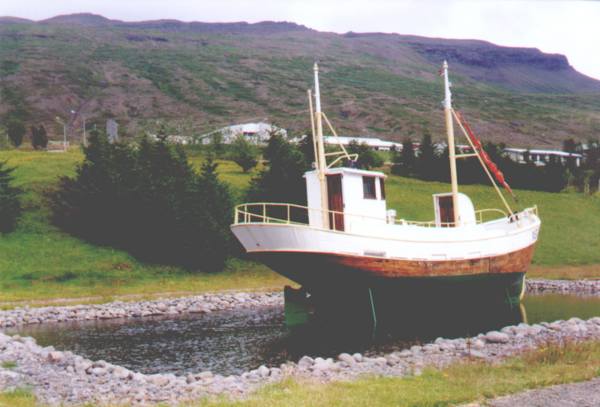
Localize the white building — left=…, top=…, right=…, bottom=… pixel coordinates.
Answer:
left=504, top=148, right=583, bottom=167
left=323, top=136, right=402, bottom=151
left=201, top=122, right=287, bottom=145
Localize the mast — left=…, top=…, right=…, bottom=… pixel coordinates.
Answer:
left=314, top=63, right=329, bottom=227
left=443, top=60, right=460, bottom=226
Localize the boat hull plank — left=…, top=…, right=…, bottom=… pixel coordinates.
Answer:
left=250, top=244, right=535, bottom=289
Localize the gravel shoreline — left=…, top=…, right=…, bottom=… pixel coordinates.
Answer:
left=0, top=279, right=599, bottom=406
left=526, top=278, right=600, bottom=294
left=1, top=279, right=597, bottom=331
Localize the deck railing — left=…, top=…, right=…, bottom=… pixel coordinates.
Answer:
left=233, top=202, right=537, bottom=229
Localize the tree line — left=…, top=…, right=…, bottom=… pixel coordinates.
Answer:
left=391, top=133, right=600, bottom=193
left=44, top=130, right=314, bottom=271
left=48, top=131, right=235, bottom=271
left=2, top=126, right=599, bottom=273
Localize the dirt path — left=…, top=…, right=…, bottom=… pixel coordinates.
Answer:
left=479, top=377, right=600, bottom=406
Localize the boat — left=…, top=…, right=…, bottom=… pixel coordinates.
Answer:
left=231, top=62, right=541, bottom=329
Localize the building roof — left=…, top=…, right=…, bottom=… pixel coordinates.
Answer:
left=504, top=148, right=583, bottom=158
left=323, top=136, right=401, bottom=148
left=305, top=167, right=386, bottom=178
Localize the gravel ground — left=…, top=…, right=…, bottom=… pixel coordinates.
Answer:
left=476, top=377, right=600, bottom=407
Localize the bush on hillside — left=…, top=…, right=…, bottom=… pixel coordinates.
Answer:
left=0, top=161, right=22, bottom=233
left=49, top=130, right=234, bottom=271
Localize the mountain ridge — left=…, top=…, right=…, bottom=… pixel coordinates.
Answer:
left=1, top=13, right=599, bottom=147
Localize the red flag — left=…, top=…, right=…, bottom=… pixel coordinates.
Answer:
left=455, top=111, right=515, bottom=199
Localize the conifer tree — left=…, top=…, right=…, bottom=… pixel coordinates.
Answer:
left=0, top=161, right=22, bottom=233
left=7, top=119, right=25, bottom=148
left=49, top=131, right=234, bottom=270
left=392, top=138, right=415, bottom=176
left=230, top=135, right=258, bottom=173
left=38, top=125, right=48, bottom=149
left=417, top=132, right=437, bottom=181
left=30, top=126, right=39, bottom=149
left=247, top=133, right=308, bottom=206
left=194, top=157, right=235, bottom=269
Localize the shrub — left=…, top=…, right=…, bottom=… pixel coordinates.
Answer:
left=346, top=140, right=384, bottom=170
left=31, top=125, right=48, bottom=150
left=49, top=130, right=233, bottom=271
left=416, top=132, right=438, bottom=181
left=7, top=119, right=25, bottom=148
left=392, top=138, right=416, bottom=176
left=230, top=135, right=258, bottom=173
left=0, top=161, right=22, bottom=233
left=209, top=132, right=225, bottom=157
left=247, top=133, right=308, bottom=205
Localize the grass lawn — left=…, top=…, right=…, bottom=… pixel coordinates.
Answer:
left=0, top=148, right=287, bottom=306
left=2, top=340, right=599, bottom=407
left=0, top=148, right=598, bottom=305
left=207, top=340, right=600, bottom=407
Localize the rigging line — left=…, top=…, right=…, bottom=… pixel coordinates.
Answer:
left=451, top=108, right=514, bottom=215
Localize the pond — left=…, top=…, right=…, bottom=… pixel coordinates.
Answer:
left=9, top=293, right=600, bottom=376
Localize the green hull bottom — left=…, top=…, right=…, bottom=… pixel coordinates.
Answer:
left=284, top=273, right=527, bottom=332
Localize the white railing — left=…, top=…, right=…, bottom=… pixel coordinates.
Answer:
left=233, top=202, right=535, bottom=229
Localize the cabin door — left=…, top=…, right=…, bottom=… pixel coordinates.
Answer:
left=437, top=195, right=455, bottom=227
left=327, top=174, right=345, bottom=231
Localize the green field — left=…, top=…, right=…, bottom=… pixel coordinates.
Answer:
left=0, top=148, right=599, bottom=305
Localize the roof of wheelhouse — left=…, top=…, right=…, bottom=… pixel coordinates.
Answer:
left=305, top=167, right=386, bottom=178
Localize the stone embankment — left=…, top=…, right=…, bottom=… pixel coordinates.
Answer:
left=0, top=292, right=282, bottom=329
left=526, top=278, right=600, bottom=295
left=0, top=280, right=598, bottom=405
left=1, top=279, right=597, bottom=330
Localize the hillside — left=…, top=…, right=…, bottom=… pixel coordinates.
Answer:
left=1, top=13, right=600, bottom=146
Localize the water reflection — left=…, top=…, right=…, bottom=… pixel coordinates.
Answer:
left=9, top=294, right=600, bottom=376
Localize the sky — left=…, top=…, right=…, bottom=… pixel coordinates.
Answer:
left=2, top=0, right=599, bottom=79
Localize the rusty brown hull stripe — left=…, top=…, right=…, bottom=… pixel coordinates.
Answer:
left=251, top=244, right=536, bottom=283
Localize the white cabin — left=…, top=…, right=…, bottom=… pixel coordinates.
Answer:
left=305, top=168, right=387, bottom=232
left=305, top=167, right=478, bottom=232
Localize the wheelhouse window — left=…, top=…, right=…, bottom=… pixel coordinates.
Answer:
left=379, top=178, right=385, bottom=200
left=362, top=176, right=377, bottom=199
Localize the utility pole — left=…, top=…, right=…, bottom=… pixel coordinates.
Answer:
left=55, top=116, right=67, bottom=152
left=82, top=116, right=87, bottom=147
